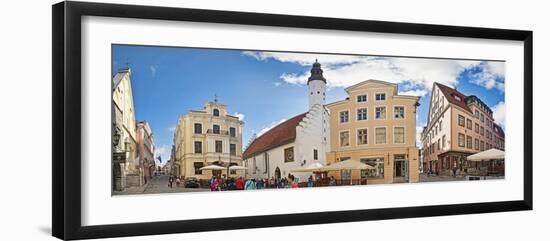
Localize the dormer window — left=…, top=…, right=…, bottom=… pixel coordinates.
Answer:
left=213, top=108, right=220, bottom=117
left=453, top=95, right=461, bottom=102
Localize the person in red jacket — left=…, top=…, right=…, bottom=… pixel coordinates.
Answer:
left=235, top=176, right=245, bottom=190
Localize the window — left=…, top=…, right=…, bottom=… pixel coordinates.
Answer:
left=229, top=127, right=236, bottom=137
left=339, top=111, right=349, bottom=123
left=357, top=108, right=368, bottom=120
left=313, top=149, right=318, bottom=160
left=394, top=127, right=405, bottom=144
left=475, top=138, right=480, bottom=150
left=480, top=141, right=485, bottom=151
left=213, top=108, right=219, bottom=116
left=458, top=115, right=465, bottom=127
left=475, top=123, right=479, bottom=133
left=375, top=107, right=386, bottom=119
left=439, top=120, right=443, bottom=131
left=467, top=136, right=472, bottom=149
left=394, top=106, right=405, bottom=118
left=467, top=119, right=472, bottom=130
left=230, top=143, right=236, bottom=156
left=357, top=129, right=368, bottom=145
left=194, top=141, right=202, bottom=154
left=375, top=93, right=386, bottom=101
left=194, top=123, right=202, bottom=134
left=194, top=162, right=204, bottom=175
left=458, top=133, right=465, bottom=147
left=340, top=131, right=350, bottom=147
left=213, top=124, right=220, bottom=134
left=442, top=135, right=446, bottom=148
left=375, top=127, right=387, bottom=144
left=264, top=153, right=269, bottom=173
left=361, top=158, right=384, bottom=178
left=475, top=110, right=480, bottom=119
left=486, top=130, right=490, bottom=138
left=480, top=113, right=485, bottom=123
left=215, top=140, right=223, bottom=153
left=357, top=94, right=367, bottom=102
left=284, top=147, right=294, bottom=162
left=480, top=126, right=485, bottom=136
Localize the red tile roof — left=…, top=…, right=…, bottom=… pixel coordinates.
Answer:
left=243, top=113, right=307, bottom=159
left=435, top=82, right=471, bottom=113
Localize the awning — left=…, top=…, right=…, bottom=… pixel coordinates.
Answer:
left=291, top=162, right=324, bottom=172
left=467, top=148, right=505, bottom=161
left=200, top=165, right=226, bottom=170
left=228, top=165, right=247, bottom=170
left=319, top=159, right=376, bottom=172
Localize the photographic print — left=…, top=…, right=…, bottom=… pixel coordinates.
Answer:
left=111, top=45, right=506, bottom=195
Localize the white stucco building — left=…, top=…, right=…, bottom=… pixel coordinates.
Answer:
left=242, top=60, right=330, bottom=182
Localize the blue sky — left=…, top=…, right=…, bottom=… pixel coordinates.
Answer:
left=112, top=45, right=505, bottom=164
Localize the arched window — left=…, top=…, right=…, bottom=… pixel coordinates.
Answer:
left=213, top=109, right=220, bottom=116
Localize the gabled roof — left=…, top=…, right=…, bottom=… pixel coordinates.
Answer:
left=435, top=82, right=471, bottom=113
left=493, top=123, right=505, bottom=138
left=112, top=67, right=131, bottom=90
left=243, top=113, right=307, bottom=159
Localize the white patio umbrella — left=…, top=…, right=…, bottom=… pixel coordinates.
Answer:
left=228, top=165, right=247, bottom=170
left=319, top=159, right=375, bottom=185
left=467, top=148, right=505, bottom=161
left=291, top=162, right=324, bottom=173
left=200, top=164, right=226, bottom=170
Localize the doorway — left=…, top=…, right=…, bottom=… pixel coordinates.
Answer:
left=274, top=167, right=281, bottom=179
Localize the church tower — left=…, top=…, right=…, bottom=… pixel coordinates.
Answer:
left=308, top=60, right=327, bottom=109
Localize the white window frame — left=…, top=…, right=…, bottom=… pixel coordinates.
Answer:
left=356, top=107, right=368, bottom=121
left=374, top=126, right=387, bottom=145
left=375, top=105, right=387, bottom=120
left=375, top=92, right=387, bottom=101
left=393, top=126, right=406, bottom=144
left=356, top=94, right=368, bottom=103
left=339, top=129, right=351, bottom=147
left=393, top=105, right=405, bottom=119
left=356, top=127, right=369, bottom=146
left=339, top=109, right=350, bottom=124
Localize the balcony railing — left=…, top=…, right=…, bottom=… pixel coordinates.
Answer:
left=206, top=129, right=230, bottom=136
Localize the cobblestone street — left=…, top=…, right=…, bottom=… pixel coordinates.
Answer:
left=419, top=173, right=466, bottom=182
left=113, top=175, right=210, bottom=195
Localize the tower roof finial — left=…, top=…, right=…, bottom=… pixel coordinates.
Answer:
left=307, top=59, right=326, bottom=84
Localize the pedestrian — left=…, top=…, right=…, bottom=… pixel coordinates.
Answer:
left=245, top=178, right=255, bottom=190
left=210, top=177, right=219, bottom=191
left=256, top=178, right=263, bottom=189
left=176, top=177, right=181, bottom=187
left=329, top=176, right=336, bottom=186
left=307, top=176, right=314, bottom=188
left=235, top=177, right=244, bottom=190
left=289, top=175, right=299, bottom=188
left=168, top=176, right=173, bottom=188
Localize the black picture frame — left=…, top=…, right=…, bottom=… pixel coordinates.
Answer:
left=52, top=1, right=533, bottom=240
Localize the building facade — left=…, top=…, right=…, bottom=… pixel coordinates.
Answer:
left=326, top=80, right=421, bottom=184
left=172, top=101, right=244, bottom=180
left=421, top=82, right=505, bottom=176
left=242, top=61, right=331, bottom=182
left=136, top=121, right=156, bottom=184
left=112, top=66, right=140, bottom=190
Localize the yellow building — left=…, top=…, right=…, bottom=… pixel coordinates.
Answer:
left=326, top=80, right=421, bottom=184
left=173, top=100, right=244, bottom=180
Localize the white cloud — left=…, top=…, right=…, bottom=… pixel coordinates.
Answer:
left=154, top=144, right=171, bottom=164
left=168, top=126, right=176, bottom=132
left=491, top=101, right=506, bottom=129
left=243, top=51, right=486, bottom=96
left=258, top=119, right=287, bottom=137
left=468, top=61, right=505, bottom=92
left=399, top=89, right=428, bottom=97
left=234, top=112, right=245, bottom=121
left=416, top=125, right=425, bottom=146
left=150, top=65, right=157, bottom=78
